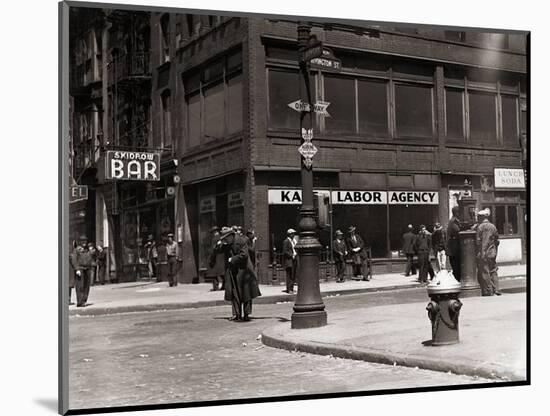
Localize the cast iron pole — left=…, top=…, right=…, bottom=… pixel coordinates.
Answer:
left=291, top=22, right=327, bottom=329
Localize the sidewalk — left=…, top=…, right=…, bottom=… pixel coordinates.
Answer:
left=69, top=264, right=526, bottom=316
left=262, top=292, right=527, bottom=381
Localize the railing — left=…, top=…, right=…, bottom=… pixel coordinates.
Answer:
left=109, top=51, right=151, bottom=83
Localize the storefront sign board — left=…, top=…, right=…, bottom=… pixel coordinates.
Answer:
left=269, top=189, right=439, bottom=205
left=494, top=168, right=525, bottom=189
left=105, top=150, right=160, bottom=181
left=331, top=190, right=387, bottom=204
left=388, top=191, right=439, bottom=204
left=228, top=192, right=244, bottom=208
left=69, top=185, right=88, bottom=203
left=200, top=197, right=216, bottom=213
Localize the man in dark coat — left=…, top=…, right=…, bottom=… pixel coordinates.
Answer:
left=414, top=225, right=432, bottom=284
left=215, top=227, right=261, bottom=321
left=402, top=224, right=417, bottom=276
left=96, top=244, right=107, bottom=285
left=207, top=226, right=225, bottom=291
left=346, top=226, right=368, bottom=280
left=245, top=229, right=258, bottom=269
left=156, top=238, right=168, bottom=282
left=68, top=241, right=77, bottom=305
left=476, top=209, right=501, bottom=296
left=282, top=229, right=298, bottom=294
left=447, top=206, right=462, bottom=281
left=333, top=230, right=348, bottom=283
left=73, top=236, right=94, bottom=307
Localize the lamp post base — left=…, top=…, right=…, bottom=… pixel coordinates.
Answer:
left=460, top=285, right=481, bottom=298
left=291, top=310, right=327, bottom=329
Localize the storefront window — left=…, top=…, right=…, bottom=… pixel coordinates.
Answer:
left=395, top=83, right=433, bottom=139
left=507, top=205, right=518, bottom=234
left=389, top=205, right=438, bottom=254
left=324, top=75, right=356, bottom=133
left=495, top=205, right=506, bottom=235
left=469, top=91, right=497, bottom=144
left=358, top=79, right=388, bottom=137
left=268, top=69, right=301, bottom=130
left=502, top=95, right=519, bottom=147
left=446, top=89, right=464, bottom=141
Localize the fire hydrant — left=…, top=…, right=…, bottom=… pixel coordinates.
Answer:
left=426, top=270, right=463, bottom=346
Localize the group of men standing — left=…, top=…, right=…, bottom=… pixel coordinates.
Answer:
left=143, top=233, right=180, bottom=287
left=332, top=226, right=370, bottom=283
left=402, top=205, right=501, bottom=296
left=69, top=236, right=107, bottom=307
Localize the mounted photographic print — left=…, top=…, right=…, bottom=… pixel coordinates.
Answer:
left=59, top=1, right=529, bottom=414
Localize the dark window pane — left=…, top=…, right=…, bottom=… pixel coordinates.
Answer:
left=446, top=89, right=464, bottom=141
left=268, top=69, right=301, bottom=130
left=227, top=74, right=243, bottom=135
left=502, top=95, right=519, bottom=147
left=495, top=205, right=506, bottom=235
left=469, top=92, right=497, bottom=143
left=507, top=206, right=518, bottom=234
left=395, top=84, right=433, bottom=138
left=204, top=82, right=225, bottom=140
left=265, top=46, right=297, bottom=61
left=187, top=93, right=201, bottom=147
left=358, top=79, right=388, bottom=137
left=521, top=110, right=527, bottom=134
left=324, top=75, right=356, bottom=133
left=227, top=49, right=242, bottom=72
left=203, top=59, right=224, bottom=83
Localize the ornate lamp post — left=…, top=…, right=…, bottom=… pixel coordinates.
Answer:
left=291, top=22, right=327, bottom=329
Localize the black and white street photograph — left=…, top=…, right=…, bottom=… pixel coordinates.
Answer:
left=60, top=0, right=529, bottom=413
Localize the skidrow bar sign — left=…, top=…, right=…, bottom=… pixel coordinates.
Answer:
left=105, top=150, right=160, bottom=181
left=269, top=189, right=439, bottom=205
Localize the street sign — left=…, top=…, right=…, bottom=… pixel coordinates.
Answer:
left=300, top=41, right=323, bottom=63
left=310, top=48, right=342, bottom=72
left=298, top=128, right=317, bottom=169
left=287, top=99, right=311, bottom=113
left=313, top=101, right=331, bottom=116
left=69, top=185, right=88, bottom=203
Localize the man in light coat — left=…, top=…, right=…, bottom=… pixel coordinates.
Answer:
left=476, top=209, right=501, bottom=296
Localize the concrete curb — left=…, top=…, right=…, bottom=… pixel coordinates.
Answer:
left=261, top=326, right=523, bottom=381
left=69, top=274, right=526, bottom=317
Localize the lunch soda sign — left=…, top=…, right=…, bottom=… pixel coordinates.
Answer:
left=105, top=151, right=160, bottom=181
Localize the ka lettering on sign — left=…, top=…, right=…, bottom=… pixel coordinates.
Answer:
left=106, top=151, right=161, bottom=181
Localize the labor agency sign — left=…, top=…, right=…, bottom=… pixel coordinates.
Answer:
left=105, top=150, right=161, bottom=181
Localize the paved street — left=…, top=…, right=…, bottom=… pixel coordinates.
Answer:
left=69, top=288, right=492, bottom=410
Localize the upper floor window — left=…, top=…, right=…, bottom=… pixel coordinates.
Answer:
left=469, top=91, right=497, bottom=144
left=394, top=83, right=434, bottom=139
left=161, top=90, right=172, bottom=149
left=160, top=14, right=170, bottom=63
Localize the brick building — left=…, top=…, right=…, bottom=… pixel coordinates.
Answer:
left=69, top=6, right=528, bottom=284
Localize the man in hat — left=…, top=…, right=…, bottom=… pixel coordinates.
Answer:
left=432, top=222, right=447, bottom=272
left=214, top=226, right=261, bottom=321
left=414, top=225, right=432, bottom=284
left=447, top=205, right=462, bottom=281
left=402, top=224, right=417, bottom=277
left=166, top=233, right=180, bottom=287
left=144, top=235, right=157, bottom=280
left=95, top=243, right=107, bottom=285
left=346, top=226, right=368, bottom=280
left=282, top=229, right=298, bottom=293
left=333, top=230, right=348, bottom=283
left=476, top=208, right=501, bottom=296
left=156, top=237, right=168, bottom=282
left=245, top=229, right=258, bottom=269
left=207, top=226, right=225, bottom=291
left=73, top=236, right=94, bottom=307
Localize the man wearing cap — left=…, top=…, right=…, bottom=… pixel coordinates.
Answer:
left=166, top=233, right=180, bottom=287
left=207, top=226, right=225, bottom=291
left=346, top=226, right=368, bottom=280
left=414, top=225, right=432, bottom=284
left=73, top=236, right=94, bottom=307
left=476, top=209, right=501, bottom=296
left=402, top=224, right=417, bottom=277
left=447, top=205, right=462, bottom=281
left=432, top=222, right=447, bottom=272
left=214, top=226, right=261, bottom=321
left=283, top=229, right=298, bottom=293
left=333, top=230, right=348, bottom=283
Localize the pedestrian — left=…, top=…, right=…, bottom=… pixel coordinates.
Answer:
left=73, top=236, right=93, bottom=307
left=88, top=242, right=97, bottom=285
left=333, top=230, right=347, bottom=283
left=166, top=233, right=180, bottom=287
left=346, top=226, right=368, bottom=281
left=402, top=224, right=417, bottom=277
left=245, top=229, right=258, bottom=269
left=282, top=229, right=298, bottom=294
left=207, top=226, right=225, bottom=291
left=414, top=225, right=433, bottom=284
left=96, top=243, right=107, bottom=285
left=68, top=241, right=77, bottom=305
left=156, top=237, right=168, bottom=283
left=432, top=222, right=447, bottom=272
left=214, top=226, right=261, bottom=321
left=447, top=205, right=462, bottom=281
left=476, top=209, right=501, bottom=296
left=144, top=235, right=157, bottom=280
